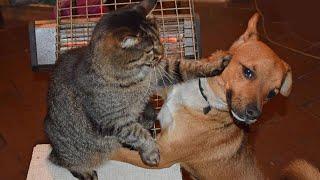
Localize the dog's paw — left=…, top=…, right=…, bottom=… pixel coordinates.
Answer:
left=140, top=146, right=160, bottom=166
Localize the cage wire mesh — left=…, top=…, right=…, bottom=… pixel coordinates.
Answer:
left=55, top=0, right=200, bottom=60
left=55, top=0, right=200, bottom=138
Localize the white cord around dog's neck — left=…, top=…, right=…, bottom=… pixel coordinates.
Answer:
left=254, top=0, right=320, bottom=60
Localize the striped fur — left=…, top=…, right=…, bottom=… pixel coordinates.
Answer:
left=158, top=50, right=231, bottom=87
left=44, top=0, right=231, bottom=179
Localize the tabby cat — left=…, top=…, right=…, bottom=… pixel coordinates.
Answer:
left=44, top=0, right=231, bottom=179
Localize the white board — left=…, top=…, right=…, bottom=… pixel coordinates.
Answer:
left=27, top=144, right=182, bottom=180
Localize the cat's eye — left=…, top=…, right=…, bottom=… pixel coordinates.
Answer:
left=266, top=89, right=279, bottom=100
left=242, top=66, right=255, bottom=80
left=121, top=36, right=139, bottom=48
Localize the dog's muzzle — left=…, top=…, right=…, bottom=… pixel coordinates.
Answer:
left=226, top=90, right=261, bottom=125
left=231, top=110, right=257, bottom=124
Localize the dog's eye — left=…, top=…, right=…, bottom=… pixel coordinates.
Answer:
left=267, top=89, right=279, bottom=99
left=243, top=67, right=255, bottom=80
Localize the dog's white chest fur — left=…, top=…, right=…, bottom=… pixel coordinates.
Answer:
left=158, top=78, right=227, bottom=130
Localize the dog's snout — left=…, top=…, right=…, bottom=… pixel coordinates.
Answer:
left=245, top=104, right=261, bottom=120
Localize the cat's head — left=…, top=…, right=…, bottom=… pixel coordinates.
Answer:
left=90, top=0, right=163, bottom=76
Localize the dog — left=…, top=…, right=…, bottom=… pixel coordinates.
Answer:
left=111, top=13, right=320, bottom=179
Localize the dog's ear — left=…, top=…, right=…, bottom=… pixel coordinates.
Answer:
left=230, top=13, right=260, bottom=51
left=280, top=63, right=292, bottom=97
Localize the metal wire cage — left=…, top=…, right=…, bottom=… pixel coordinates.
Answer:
left=55, top=0, right=201, bottom=60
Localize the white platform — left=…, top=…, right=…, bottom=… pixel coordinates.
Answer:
left=27, top=144, right=182, bottom=180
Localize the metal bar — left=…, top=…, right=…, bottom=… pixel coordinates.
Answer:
left=188, top=0, right=197, bottom=60
left=174, top=0, right=183, bottom=59
left=56, top=0, right=198, bottom=58
left=159, top=0, right=167, bottom=58
left=55, top=0, right=60, bottom=57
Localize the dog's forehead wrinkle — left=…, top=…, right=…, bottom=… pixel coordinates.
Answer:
left=236, top=41, right=279, bottom=61
left=239, top=62, right=258, bottom=73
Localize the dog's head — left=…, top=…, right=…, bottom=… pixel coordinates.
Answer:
left=215, top=13, right=292, bottom=124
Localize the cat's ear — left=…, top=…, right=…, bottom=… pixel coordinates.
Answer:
left=135, top=0, right=157, bottom=16
left=121, top=36, right=139, bottom=48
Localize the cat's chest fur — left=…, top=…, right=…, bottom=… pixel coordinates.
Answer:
left=53, top=45, right=160, bottom=123
left=75, top=62, right=156, bottom=116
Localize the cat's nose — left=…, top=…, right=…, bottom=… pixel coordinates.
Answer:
left=154, top=44, right=164, bottom=55
left=145, top=44, right=153, bottom=53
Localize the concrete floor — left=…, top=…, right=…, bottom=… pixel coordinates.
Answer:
left=0, top=1, right=320, bottom=180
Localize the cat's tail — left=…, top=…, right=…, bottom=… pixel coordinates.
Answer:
left=281, top=159, right=320, bottom=180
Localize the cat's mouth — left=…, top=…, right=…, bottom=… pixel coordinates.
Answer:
left=145, top=57, right=161, bottom=67
left=144, top=49, right=162, bottom=67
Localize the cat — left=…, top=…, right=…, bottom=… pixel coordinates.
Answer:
left=44, top=0, right=232, bottom=179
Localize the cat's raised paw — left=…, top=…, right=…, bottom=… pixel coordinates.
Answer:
left=207, top=50, right=232, bottom=76
left=221, top=54, right=232, bottom=68
left=215, top=51, right=232, bottom=69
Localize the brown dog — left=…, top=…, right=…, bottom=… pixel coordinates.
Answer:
left=111, top=13, right=319, bottom=179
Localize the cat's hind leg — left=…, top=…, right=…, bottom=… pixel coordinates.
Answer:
left=50, top=151, right=99, bottom=180
left=49, top=151, right=99, bottom=180
left=49, top=136, right=121, bottom=180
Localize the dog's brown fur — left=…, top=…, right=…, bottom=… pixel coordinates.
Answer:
left=110, top=13, right=319, bottom=180
left=282, top=159, right=320, bottom=180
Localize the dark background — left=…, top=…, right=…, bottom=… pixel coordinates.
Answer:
left=0, top=0, right=320, bottom=179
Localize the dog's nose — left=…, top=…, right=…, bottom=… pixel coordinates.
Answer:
left=245, top=104, right=261, bottom=120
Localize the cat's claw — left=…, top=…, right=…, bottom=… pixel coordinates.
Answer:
left=140, top=146, right=160, bottom=166
left=221, top=54, right=232, bottom=68
left=207, top=51, right=232, bottom=76
left=215, top=51, right=232, bottom=70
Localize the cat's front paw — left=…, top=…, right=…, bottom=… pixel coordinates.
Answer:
left=208, top=50, right=232, bottom=76
left=139, top=145, right=160, bottom=166
left=220, top=53, right=232, bottom=69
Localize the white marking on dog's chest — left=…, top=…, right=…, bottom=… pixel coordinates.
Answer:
left=200, top=78, right=228, bottom=111
left=158, top=79, right=227, bottom=130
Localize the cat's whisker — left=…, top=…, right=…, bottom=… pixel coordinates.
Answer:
left=148, top=70, right=153, bottom=91
left=158, top=65, right=174, bottom=86
left=164, top=59, right=180, bottom=79
left=158, top=64, right=174, bottom=84
left=143, top=69, right=153, bottom=98
left=150, top=66, right=159, bottom=91
left=153, top=66, right=159, bottom=88
left=144, top=68, right=152, bottom=97
left=156, top=67, right=169, bottom=88
left=157, top=67, right=170, bottom=86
